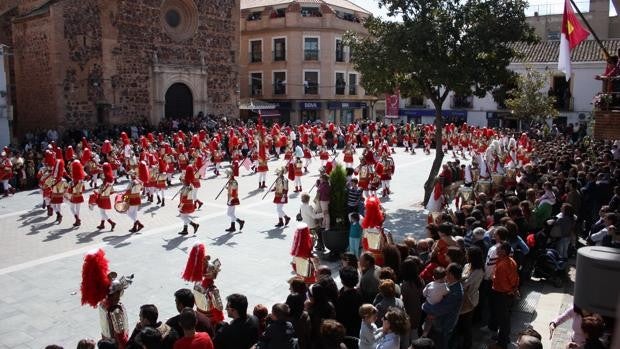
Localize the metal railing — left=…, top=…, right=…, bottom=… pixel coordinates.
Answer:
left=304, top=49, right=319, bottom=61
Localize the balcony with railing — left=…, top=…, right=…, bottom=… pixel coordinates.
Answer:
left=249, top=51, right=262, bottom=63
left=304, top=82, right=318, bottom=95
left=272, top=50, right=286, bottom=62
left=304, top=49, right=319, bottom=61
left=450, top=95, right=474, bottom=109
left=273, top=83, right=286, bottom=96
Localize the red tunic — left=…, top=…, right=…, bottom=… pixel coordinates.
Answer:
left=179, top=192, right=195, bottom=214
left=97, top=184, right=113, bottom=210
left=69, top=182, right=84, bottom=204
left=343, top=151, right=354, bottom=163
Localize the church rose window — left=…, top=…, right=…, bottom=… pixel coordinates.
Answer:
left=161, top=0, right=198, bottom=42
left=165, top=9, right=181, bottom=28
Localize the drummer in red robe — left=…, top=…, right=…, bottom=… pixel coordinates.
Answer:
left=96, top=163, right=116, bottom=231
left=50, top=159, right=68, bottom=224
left=177, top=170, right=199, bottom=235
left=69, top=160, right=86, bottom=227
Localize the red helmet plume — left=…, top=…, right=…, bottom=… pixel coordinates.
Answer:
left=80, top=249, right=111, bottom=307
left=71, top=160, right=86, bottom=181
left=184, top=165, right=194, bottom=185
left=182, top=242, right=205, bottom=282
left=138, top=161, right=149, bottom=183
left=362, top=196, right=384, bottom=229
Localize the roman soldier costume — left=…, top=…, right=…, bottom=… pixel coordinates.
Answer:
left=97, top=163, right=116, bottom=231
left=343, top=145, right=354, bottom=169
left=224, top=169, right=245, bottom=232
left=0, top=151, right=14, bottom=196
left=69, top=160, right=86, bottom=227
left=354, top=157, right=373, bottom=197
left=291, top=223, right=316, bottom=284
left=293, top=157, right=303, bottom=192
left=274, top=168, right=291, bottom=227
left=50, top=159, right=68, bottom=223
left=156, top=157, right=167, bottom=206
left=178, top=169, right=199, bottom=235
left=257, top=140, right=269, bottom=189
left=80, top=249, right=133, bottom=349
left=361, top=196, right=388, bottom=266
left=182, top=243, right=225, bottom=325
left=125, top=162, right=147, bottom=233
left=302, top=145, right=312, bottom=173
left=380, top=154, right=395, bottom=197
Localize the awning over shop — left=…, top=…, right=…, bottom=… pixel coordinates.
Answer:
left=258, top=109, right=281, bottom=117
left=238, top=98, right=276, bottom=110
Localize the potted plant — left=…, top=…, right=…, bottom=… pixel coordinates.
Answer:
left=322, top=163, right=348, bottom=259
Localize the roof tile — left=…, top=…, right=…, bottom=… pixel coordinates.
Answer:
left=509, top=39, right=620, bottom=63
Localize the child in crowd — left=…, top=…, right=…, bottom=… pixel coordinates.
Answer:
left=348, top=212, right=362, bottom=257
left=358, top=304, right=380, bottom=349
left=253, top=304, right=269, bottom=334
left=421, top=267, right=450, bottom=337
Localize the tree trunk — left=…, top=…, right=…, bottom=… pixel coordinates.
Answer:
left=422, top=107, right=445, bottom=206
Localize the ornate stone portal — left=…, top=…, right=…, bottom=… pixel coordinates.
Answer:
left=152, top=63, right=208, bottom=124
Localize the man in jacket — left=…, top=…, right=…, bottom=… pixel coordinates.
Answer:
left=422, top=263, right=464, bottom=349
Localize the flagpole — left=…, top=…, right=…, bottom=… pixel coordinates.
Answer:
left=568, top=0, right=610, bottom=58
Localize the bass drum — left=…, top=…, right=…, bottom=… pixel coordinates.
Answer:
left=114, top=194, right=129, bottom=213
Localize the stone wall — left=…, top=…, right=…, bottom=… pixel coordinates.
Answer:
left=8, top=0, right=240, bottom=135
left=12, top=12, right=59, bottom=134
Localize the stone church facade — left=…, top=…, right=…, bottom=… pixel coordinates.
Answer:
left=0, top=0, right=240, bottom=136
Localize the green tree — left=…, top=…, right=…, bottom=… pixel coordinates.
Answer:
left=346, top=0, right=536, bottom=205
left=505, top=67, right=559, bottom=123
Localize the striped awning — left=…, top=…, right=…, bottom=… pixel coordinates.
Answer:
left=239, top=98, right=276, bottom=110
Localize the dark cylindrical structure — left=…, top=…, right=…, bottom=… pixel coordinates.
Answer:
left=575, top=246, right=620, bottom=317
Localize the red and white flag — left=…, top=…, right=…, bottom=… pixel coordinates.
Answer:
left=241, top=157, right=252, bottom=171
left=558, top=0, right=589, bottom=80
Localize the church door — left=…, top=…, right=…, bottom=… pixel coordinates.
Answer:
left=165, top=83, right=193, bottom=118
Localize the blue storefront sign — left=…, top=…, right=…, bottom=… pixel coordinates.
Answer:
left=299, top=101, right=322, bottom=110
left=327, top=101, right=368, bottom=110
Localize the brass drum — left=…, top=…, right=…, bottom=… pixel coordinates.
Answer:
left=114, top=194, right=129, bottom=213
left=364, top=228, right=382, bottom=250
left=477, top=179, right=491, bottom=195
left=458, top=186, right=474, bottom=203
left=293, top=257, right=312, bottom=278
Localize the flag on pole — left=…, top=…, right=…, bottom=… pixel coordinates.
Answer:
left=241, top=157, right=252, bottom=171
left=558, top=0, right=589, bottom=81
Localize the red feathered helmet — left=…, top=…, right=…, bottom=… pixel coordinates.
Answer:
left=140, top=136, right=149, bottom=149
left=72, top=160, right=86, bottom=181
left=45, top=150, right=56, bottom=167
left=147, top=132, right=155, bottom=143
left=53, top=159, right=65, bottom=181
left=81, top=137, right=90, bottom=151
left=80, top=249, right=111, bottom=307
left=165, top=143, right=172, bottom=155
left=362, top=196, right=384, bottom=229
left=102, top=162, right=114, bottom=183
left=55, top=147, right=63, bottom=161
left=199, top=129, right=207, bottom=141
left=158, top=158, right=167, bottom=173
left=184, top=165, right=194, bottom=185
left=65, top=146, right=75, bottom=161
left=138, top=161, right=149, bottom=183
left=177, top=143, right=186, bottom=154
left=101, top=140, right=112, bottom=154
left=122, top=137, right=130, bottom=146
left=178, top=130, right=186, bottom=141
left=192, top=135, right=201, bottom=149
left=81, top=148, right=92, bottom=164
left=182, top=242, right=206, bottom=282
left=120, top=131, right=128, bottom=142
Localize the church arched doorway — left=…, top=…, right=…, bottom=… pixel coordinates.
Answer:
left=165, top=83, right=194, bottom=118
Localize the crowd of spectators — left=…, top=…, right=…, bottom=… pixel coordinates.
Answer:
left=37, top=124, right=619, bottom=349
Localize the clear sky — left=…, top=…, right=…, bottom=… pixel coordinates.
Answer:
left=353, top=0, right=617, bottom=19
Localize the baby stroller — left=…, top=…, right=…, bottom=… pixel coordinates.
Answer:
left=527, top=231, right=566, bottom=288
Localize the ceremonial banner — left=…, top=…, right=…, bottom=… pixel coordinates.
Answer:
left=241, top=157, right=252, bottom=171
left=385, top=90, right=400, bottom=119
left=558, top=0, right=589, bottom=80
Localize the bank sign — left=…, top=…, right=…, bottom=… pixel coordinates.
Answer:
left=299, top=102, right=321, bottom=110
